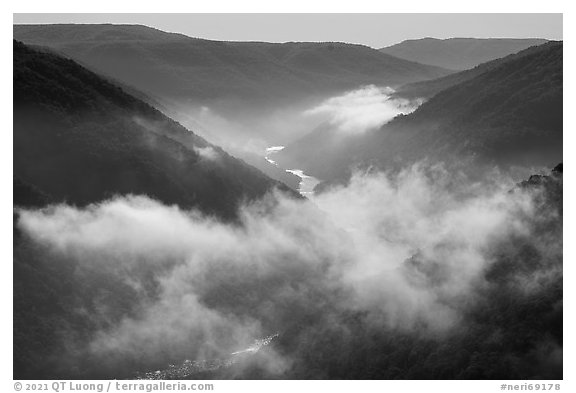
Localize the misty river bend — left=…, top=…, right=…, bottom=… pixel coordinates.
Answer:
left=136, top=334, right=279, bottom=379
left=265, top=146, right=320, bottom=196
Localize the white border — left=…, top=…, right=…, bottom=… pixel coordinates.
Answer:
left=3, top=3, right=572, bottom=392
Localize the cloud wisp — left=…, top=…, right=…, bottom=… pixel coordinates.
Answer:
left=305, top=85, right=422, bottom=133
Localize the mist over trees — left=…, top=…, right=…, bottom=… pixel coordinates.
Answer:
left=12, top=23, right=563, bottom=380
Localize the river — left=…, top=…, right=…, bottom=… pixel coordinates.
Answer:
left=265, top=146, right=320, bottom=197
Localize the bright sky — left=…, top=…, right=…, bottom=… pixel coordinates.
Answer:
left=12, top=13, right=563, bottom=48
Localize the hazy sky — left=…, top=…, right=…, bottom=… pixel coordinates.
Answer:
left=13, top=13, right=562, bottom=48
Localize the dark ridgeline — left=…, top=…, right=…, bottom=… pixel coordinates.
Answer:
left=12, top=24, right=453, bottom=105
left=13, top=40, right=292, bottom=218
left=275, top=41, right=562, bottom=184
left=379, top=37, right=549, bottom=70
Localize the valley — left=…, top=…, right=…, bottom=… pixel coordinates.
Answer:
left=12, top=16, right=563, bottom=381
left=265, top=146, right=320, bottom=196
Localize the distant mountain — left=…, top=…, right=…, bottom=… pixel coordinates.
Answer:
left=13, top=24, right=455, bottom=185
left=13, top=40, right=291, bottom=219
left=13, top=24, right=452, bottom=106
left=380, top=37, right=548, bottom=70
left=276, top=41, right=562, bottom=183
left=394, top=41, right=558, bottom=100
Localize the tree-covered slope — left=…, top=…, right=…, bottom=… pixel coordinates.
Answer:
left=276, top=42, right=562, bottom=183
left=13, top=24, right=452, bottom=106
left=394, top=41, right=557, bottom=100
left=14, top=40, right=288, bottom=218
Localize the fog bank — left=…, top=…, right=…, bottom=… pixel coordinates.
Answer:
left=16, top=164, right=561, bottom=378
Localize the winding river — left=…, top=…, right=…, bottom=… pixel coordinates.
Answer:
left=265, top=146, right=320, bottom=197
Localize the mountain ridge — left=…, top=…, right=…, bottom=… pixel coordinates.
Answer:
left=275, top=41, right=562, bottom=184
left=13, top=24, right=454, bottom=103
left=394, top=40, right=559, bottom=100
left=13, top=39, right=294, bottom=219
left=380, top=37, right=549, bottom=70
left=13, top=23, right=457, bottom=185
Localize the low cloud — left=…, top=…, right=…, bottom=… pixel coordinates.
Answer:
left=193, top=146, right=219, bottom=161
left=305, top=85, right=422, bottom=133
left=16, top=164, right=560, bottom=378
